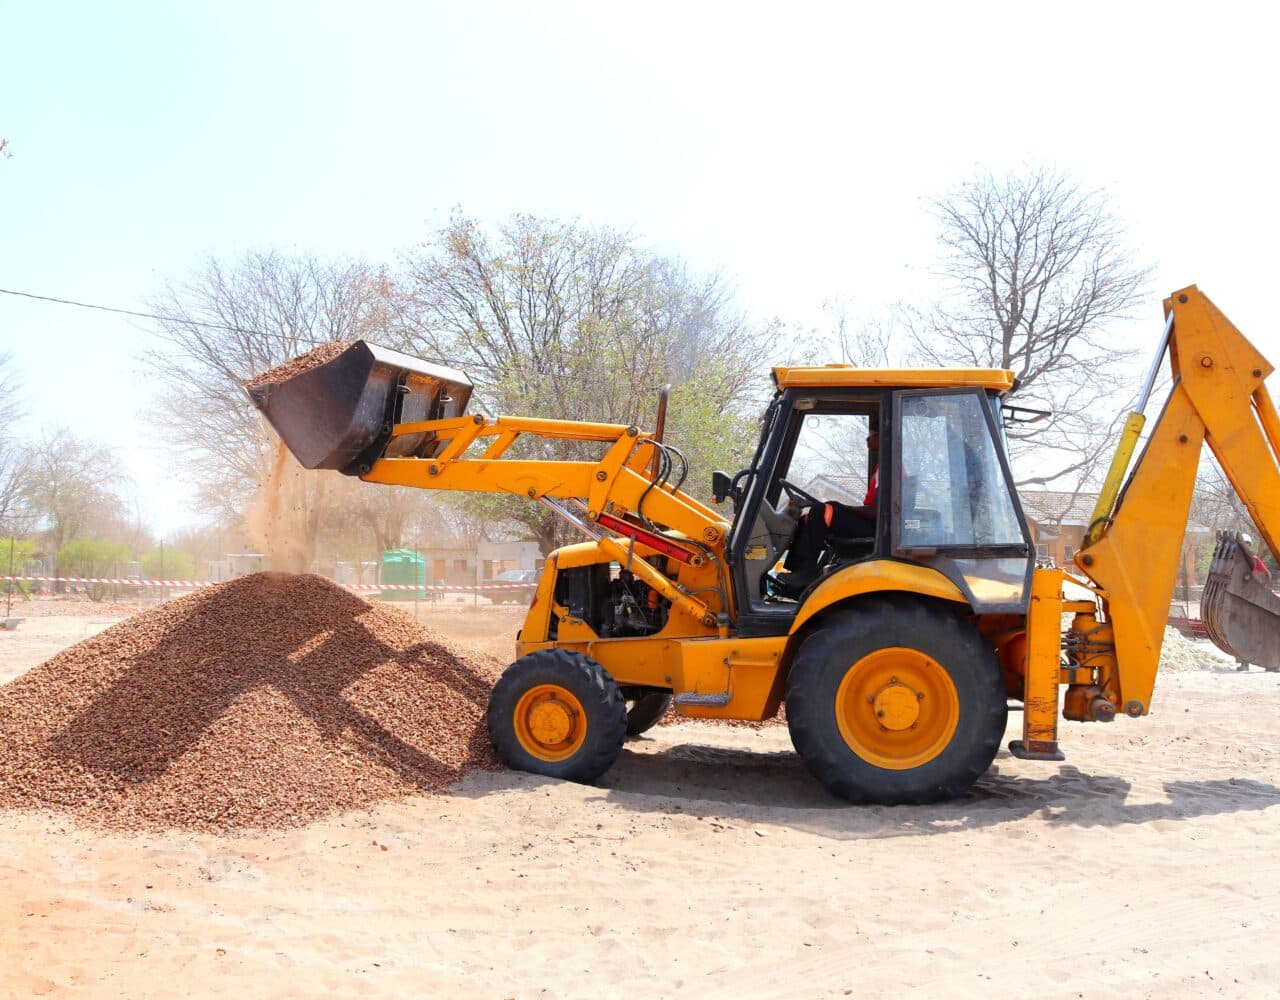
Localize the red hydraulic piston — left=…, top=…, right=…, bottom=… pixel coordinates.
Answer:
left=595, top=512, right=694, bottom=564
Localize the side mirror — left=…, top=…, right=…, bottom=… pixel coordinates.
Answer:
left=711, top=471, right=732, bottom=504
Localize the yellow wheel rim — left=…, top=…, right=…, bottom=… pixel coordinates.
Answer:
left=835, top=647, right=960, bottom=770
left=513, top=685, right=588, bottom=762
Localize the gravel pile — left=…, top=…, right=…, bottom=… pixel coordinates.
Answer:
left=0, top=573, right=502, bottom=832
left=245, top=341, right=354, bottom=388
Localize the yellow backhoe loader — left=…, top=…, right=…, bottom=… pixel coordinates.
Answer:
left=248, top=285, right=1280, bottom=804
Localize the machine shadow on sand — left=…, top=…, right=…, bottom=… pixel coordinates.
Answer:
left=455, top=737, right=1280, bottom=842
left=614, top=746, right=1280, bottom=839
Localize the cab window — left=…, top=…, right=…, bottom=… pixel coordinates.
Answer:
left=894, top=389, right=1031, bottom=613
left=897, top=392, right=1023, bottom=548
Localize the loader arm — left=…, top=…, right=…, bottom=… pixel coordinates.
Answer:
left=361, top=413, right=732, bottom=628
left=1077, top=285, right=1280, bottom=712
left=245, top=344, right=734, bottom=631
left=363, top=413, right=726, bottom=547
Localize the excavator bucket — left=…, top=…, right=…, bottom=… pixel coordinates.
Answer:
left=246, top=340, right=472, bottom=475
left=1201, top=532, right=1280, bottom=669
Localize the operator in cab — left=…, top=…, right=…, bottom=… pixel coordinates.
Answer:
left=778, top=421, right=880, bottom=590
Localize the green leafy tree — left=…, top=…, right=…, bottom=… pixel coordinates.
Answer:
left=1, top=537, right=36, bottom=599
left=0, top=537, right=34, bottom=571
left=140, top=547, right=196, bottom=581
left=57, top=539, right=132, bottom=577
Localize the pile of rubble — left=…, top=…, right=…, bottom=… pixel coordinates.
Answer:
left=244, top=340, right=354, bottom=388
left=0, top=573, right=502, bottom=832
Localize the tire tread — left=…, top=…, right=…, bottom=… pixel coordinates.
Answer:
left=786, top=598, right=1006, bottom=804
left=487, top=648, right=627, bottom=783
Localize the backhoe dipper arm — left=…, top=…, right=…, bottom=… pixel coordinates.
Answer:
left=1078, top=285, right=1280, bottom=711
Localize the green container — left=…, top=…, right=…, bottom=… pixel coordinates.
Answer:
left=380, top=549, right=426, bottom=600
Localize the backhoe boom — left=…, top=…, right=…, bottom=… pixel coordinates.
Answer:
left=1079, top=285, right=1280, bottom=708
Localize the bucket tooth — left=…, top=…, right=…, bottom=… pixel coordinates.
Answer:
left=1201, top=532, right=1280, bottom=669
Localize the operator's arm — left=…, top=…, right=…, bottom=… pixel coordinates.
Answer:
left=848, top=464, right=879, bottom=520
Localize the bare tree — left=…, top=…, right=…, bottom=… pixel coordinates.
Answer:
left=913, top=167, right=1150, bottom=491
left=144, top=253, right=381, bottom=503
left=0, top=352, right=21, bottom=429
left=398, top=212, right=777, bottom=552
left=1190, top=460, right=1258, bottom=535
left=349, top=482, right=428, bottom=555
left=142, top=252, right=427, bottom=565
left=0, top=355, right=32, bottom=534
left=827, top=300, right=898, bottom=369
left=0, top=439, right=31, bottom=536
left=23, top=428, right=125, bottom=554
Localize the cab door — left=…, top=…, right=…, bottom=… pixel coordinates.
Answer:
left=891, top=389, right=1033, bottom=613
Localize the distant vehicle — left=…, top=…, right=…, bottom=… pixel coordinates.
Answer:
left=490, top=568, right=539, bottom=604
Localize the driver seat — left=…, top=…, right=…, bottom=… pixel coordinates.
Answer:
left=767, top=533, right=876, bottom=601
left=824, top=534, right=876, bottom=561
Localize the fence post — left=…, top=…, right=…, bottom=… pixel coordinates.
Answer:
left=5, top=536, right=14, bottom=618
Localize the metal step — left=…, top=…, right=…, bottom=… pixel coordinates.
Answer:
left=673, top=691, right=731, bottom=707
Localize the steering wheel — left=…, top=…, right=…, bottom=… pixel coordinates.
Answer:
left=779, top=478, right=819, bottom=507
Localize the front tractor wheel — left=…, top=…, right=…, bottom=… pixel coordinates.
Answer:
left=487, top=649, right=627, bottom=783
left=786, top=599, right=1007, bottom=805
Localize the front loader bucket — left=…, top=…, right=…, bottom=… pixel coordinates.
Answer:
left=1202, top=532, right=1280, bottom=669
left=246, top=341, right=472, bottom=475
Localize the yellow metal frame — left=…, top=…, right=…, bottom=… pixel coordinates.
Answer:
left=789, top=560, right=968, bottom=636
left=513, top=556, right=974, bottom=722
left=1079, top=285, right=1280, bottom=715
left=349, top=285, right=1280, bottom=747
left=364, top=414, right=731, bottom=629
left=773, top=365, right=1015, bottom=392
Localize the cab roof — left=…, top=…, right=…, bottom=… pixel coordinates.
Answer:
left=772, top=364, right=1016, bottom=393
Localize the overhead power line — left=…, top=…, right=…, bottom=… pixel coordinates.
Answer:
left=0, top=286, right=262, bottom=335
left=0, top=284, right=775, bottom=405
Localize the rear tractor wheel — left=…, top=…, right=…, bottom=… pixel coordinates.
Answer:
left=785, top=598, right=1007, bottom=804
left=622, top=689, right=674, bottom=737
left=487, top=649, right=627, bottom=783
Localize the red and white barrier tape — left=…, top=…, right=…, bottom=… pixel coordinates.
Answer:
left=0, top=575, right=533, bottom=593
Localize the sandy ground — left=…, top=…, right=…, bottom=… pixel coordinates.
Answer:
left=3, top=610, right=1280, bottom=998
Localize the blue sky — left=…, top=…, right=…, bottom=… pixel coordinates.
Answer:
left=2, top=1, right=1277, bottom=534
